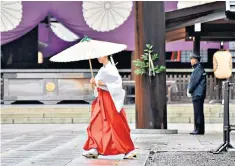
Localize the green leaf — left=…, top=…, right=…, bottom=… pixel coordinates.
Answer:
left=153, top=53, right=158, bottom=58
left=134, top=43, right=165, bottom=76
left=133, top=59, right=141, bottom=66
left=160, top=66, right=166, bottom=71
left=152, top=54, right=159, bottom=61
left=145, top=63, right=150, bottom=68
left=133, top=60, right=145, bottom=68
left=146, top=44, right=151, bottom=48
left=132, top=59, right=140, bottom=64
left=135, top=68, right=145, bottom=75
left=141, top=55, right=148, bottom=61
left=154, top=66, right=166, bottom=74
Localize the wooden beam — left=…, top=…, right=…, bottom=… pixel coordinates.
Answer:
left=166, top=28, right=186, bottom=42
left=187, top=32, right=235, bottom=41
left=185, top=23, right=235, bottom=41
left=166, top=1, right=225, bottom=21
left=200, top=37, right=235, bottom=41
left=193, top=36, right=200, bottom=56
left=187, top=23, right=235, bottom=32
left=135, top=1, right=167, bottom=129
left=208, top=19, right=235, bottom=24
left=166, top=11, right=226, bottom=31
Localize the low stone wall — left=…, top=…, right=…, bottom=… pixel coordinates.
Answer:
left=1, top=104, right=235, bottom=124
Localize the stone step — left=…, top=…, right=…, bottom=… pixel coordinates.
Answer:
left=1, top=113, right=90, bottom=118
left=168, top=117, right=235, bottom=123
left=1, top=104, right=235, bottom=124
left=1, top=117, right=90, bottom=124
left=2, top=104, right=234, bottom=113
left=2, top=111, right=234, bottom=118
left=2, top=117, right=235, bottom=124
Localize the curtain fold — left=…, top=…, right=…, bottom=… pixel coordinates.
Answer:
left=1, top=1, right=50, bottom=45
left=1, top=1, right=135, bottom=54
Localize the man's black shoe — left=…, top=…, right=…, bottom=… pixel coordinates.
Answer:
left=190, top=130, right=204, bottom=135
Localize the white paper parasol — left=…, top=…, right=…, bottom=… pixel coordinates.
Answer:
left=0, top=1, right=23, bottom=32
left=82, top=1, right=133, bottom=32
left=50, top=36, right=127, bottom=77
left=50, top=22, right=80, bottom=42
left=177, top=1, right=216, bottom=9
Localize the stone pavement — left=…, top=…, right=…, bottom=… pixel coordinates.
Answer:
left=1, top=124, right=235, bottom=166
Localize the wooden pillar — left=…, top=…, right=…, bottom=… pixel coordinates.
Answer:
left=131, top=51, right=135, bottom=80
left=134, top=1, right=167, bottom=129
left=193, top=35, right=200, bottom=56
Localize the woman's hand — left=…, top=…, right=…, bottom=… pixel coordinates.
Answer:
left=90, top=77, right=96, bottom=86
left=90, top=78, right=105, bottom=86
left=98, top=80, right=105, bottom=86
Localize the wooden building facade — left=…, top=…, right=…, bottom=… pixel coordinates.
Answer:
left=1, top=1, right=235, bottom=105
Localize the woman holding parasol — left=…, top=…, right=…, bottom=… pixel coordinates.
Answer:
left=50, top=37, right=136, bottom=159
left=82, top=55, right=135, bottom=159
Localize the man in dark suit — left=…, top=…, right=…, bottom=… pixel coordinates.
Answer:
left=187, top=55, right=207, bottom=135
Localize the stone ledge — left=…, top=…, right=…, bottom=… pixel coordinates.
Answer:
left=131, top=129, right=178, bottom=134
left=1, top=104, right=235, bottom=124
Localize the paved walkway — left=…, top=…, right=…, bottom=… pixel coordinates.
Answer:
left=1, top=124, right=235, bottom=166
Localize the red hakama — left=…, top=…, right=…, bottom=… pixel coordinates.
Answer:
left=83, top=88, right=135, bottom=155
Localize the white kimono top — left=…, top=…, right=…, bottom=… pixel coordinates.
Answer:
left=94, top=61, right=126, bottom=113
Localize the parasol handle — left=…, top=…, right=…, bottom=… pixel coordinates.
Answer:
left=89, top=59, right=96, bottom=93
left=89, top=59, right=94, bottom=78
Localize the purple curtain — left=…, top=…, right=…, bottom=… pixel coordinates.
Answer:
left=166, top=41, right=230, bottom=52
left=165, top=1, right=178, bottom=11
left=39, top=24, right=76, bottom=57
left=1, top=1, right=50, bottom=45
left=1, top=1, right=135, bottom=53
left=49, top=1, right=134, bottom=50
left=1, top=1, right=228, bottom=57
left=39, top=1, right=135, bottom=57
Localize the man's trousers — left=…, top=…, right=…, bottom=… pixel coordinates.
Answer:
left=192, top=98, right=205, bottom=133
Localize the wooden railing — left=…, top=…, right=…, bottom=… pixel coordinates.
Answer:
left=166, top=73, right=219, bottom=102
left=122, top=80, right=178, bottom=104
left=1, top=69, right=235, bottom=104
left=120, top=71, right=235, bottom=104
left=166, top=73, right=235, bottom=102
